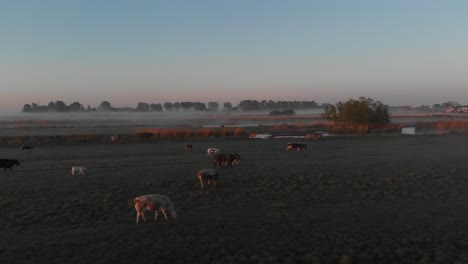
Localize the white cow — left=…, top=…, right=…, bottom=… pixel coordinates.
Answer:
left=207, top=147, right=221, bottom=156
left=71, top=166, right=87, bottom=175
left=133, top=194, right=177, bottom=223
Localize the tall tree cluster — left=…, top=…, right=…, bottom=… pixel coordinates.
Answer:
left=321, top=97, right=390, bottom=125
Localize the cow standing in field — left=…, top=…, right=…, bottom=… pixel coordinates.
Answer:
left=227, top=153, right=241, bottom=166
left=213, top=153, right=228, bottom=168
left=305, top=133, right=321, bottom=141
left=213, top=153, right=241, bottom=168
left=133, top=194, right=177, bottom=223
left=20, top=146, right=34, bottom=153
left=110, top=135, right=120, bottom=143
left=197, top=168, right=219, bottom=188
left=287, top=143, right=307, bottom=152
left=186, top=144, right=193, bottom=152
left=71, top=166, right=87, bottom=175
left=207, top=148, right=221, bottom=156
left=0, top=159, right=20, bottom=173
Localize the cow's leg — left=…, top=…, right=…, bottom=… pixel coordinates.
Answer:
left=161, top=208, right=168, bottom=220
left=140, top=211, right=147, bottom=222
left=154, top=210, right=158, bottom=220
left=198, top=175, right=204, bottom=188
left=136, top=210, right=145, bottom=223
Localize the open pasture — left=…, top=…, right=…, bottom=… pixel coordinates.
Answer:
left=1, top=135, right=468, bottom=263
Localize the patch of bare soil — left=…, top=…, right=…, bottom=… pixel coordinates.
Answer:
left=1, top=135, right=468, bottom=263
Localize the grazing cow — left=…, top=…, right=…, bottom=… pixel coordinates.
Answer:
left=0, top=159, right=20, bottom=173
left=207, top=147, right=221, bottom=156
left=20, top=146, right=34, bottom=152
left=213, top=153, right=229, bottom=168
left=217, top=153, right=241, bottom=168
left=71, top=166, right=87, bottom=175
left=197, top=168, right=219, bottom=188
left=305, top=133, right=321, bottom=141
left=110, top=135, right=120, bottom=143
left=133, top=194, right=177, bottom=223
left=186, top=144, right=193, bottom=152
left=287, top=142, right=307, bottom=152
left=227, top=153, right=241, bottom=167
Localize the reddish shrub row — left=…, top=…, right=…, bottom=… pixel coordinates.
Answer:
left=431, top=120, right=468, bottom=131
left=135, top=127, right=246, bottom=138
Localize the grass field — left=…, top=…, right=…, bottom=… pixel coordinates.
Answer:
left=1, top=135, right=468, bottom=263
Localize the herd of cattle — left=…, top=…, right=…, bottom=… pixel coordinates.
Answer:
left=1, top=140, right=308, bottom=223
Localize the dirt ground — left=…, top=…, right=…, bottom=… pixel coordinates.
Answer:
left=1, top=135, right=468, bottom=264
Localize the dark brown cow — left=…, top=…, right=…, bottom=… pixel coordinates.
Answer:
left=213, top=153, right=228, bottom=168
left=186, top=144, right=193, bottom=152
left=287, top=143, right=307, bottom=152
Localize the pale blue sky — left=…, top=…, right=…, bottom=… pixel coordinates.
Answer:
left=1, top=0, right=468, bottom=111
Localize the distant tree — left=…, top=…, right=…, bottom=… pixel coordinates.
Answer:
left=322, top=97, right=389, bottom=125
left=31, top=103, right=38, bottom=111
left=180, top=102, right=193, bottom=111
left=47, top=101, right=56, bottom=111
left=207, top=102, right=219, bottom=111
left=268, top=110, right=282, bottom=116
left=269, top=109, right=295, bottom=116
left=136, top=102, right=150, bottom=111
left=70, top=102, right=83, bottom=112
left=150, top=103, right=163, bottom=112
left=416, top=105, right=431, bottom=112
left=283, top=109, right=296, bottom=116
left=238, top=100, right=261, bottom=111
left=54, top=101, right=69, bottom=112
left=223, top=102, right=233, bottom=111
left=266, top=100, right=277, bottom=109
left=163, top=102, right=174, bottom=111
left=432, top=104, right=443, bottom=111
left=99, top=101, right=113, bottom=111
left=442, top=101, right=459, bottom=108
left=277, top=101, right=289, bottom=109
left=22, top=104, right=32, bottom=112
left=321, top=103, right=333, bottom=109
left=193, top=102, right=207, bottom=111
left=173, top=102, right=181, bottom=111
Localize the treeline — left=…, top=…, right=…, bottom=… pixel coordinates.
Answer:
left=22, top=100, right=324, bottom=113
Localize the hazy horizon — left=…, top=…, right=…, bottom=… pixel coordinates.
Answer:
left=2, top=0, right=468, bottom=113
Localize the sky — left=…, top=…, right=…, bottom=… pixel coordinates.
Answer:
left=1, top=0, right=468, bottom=112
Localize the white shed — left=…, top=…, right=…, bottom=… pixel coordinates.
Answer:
left=401, top=127, right=415, bottom=135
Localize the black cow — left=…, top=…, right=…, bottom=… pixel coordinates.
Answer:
left=0, top=159, right=20, bottom=173
left=287, top=143, right=307, bottom=152
left=213, top=153, right=229, bottom=168
left=186, top=144, right=193, bottom=152
left=213, top=153, right=241, bottom=168
left=20, top=146, right=34, bottom=153
left=212, top=153, right=224, bottom=168
left=225, top=153, right=241, bottom=168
